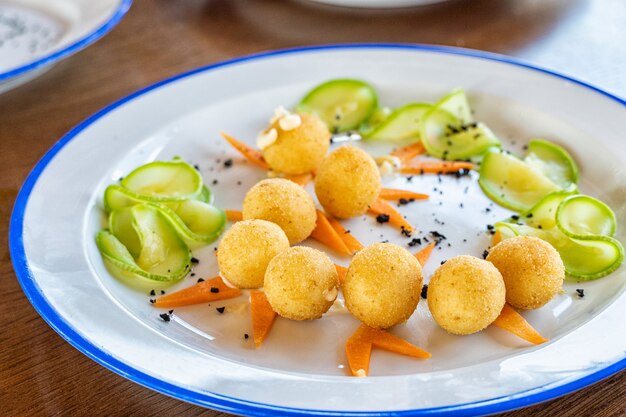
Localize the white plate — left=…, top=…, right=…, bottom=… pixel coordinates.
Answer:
left=10, top=44, right=626, bottom=416
left=0, top=0, right=131, bottom=93
left=302, top=0, right=450, bottom=8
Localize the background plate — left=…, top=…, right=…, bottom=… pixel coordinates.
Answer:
left=0, top=0, right=132, bottom=92
left=10, top=44, right=626, bottom=416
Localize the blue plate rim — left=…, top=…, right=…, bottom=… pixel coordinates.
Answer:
left=0, top=0, right=133, bottom=82
left=9, top=43, right=626, bottom=416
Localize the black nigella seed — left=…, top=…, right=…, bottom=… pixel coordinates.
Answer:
left=376, top=214, right=390, bottom=224
left=526, top=213, right=534, bottom=218
left=216, top=307, right=226, bottom=314
left=408, top=238, right=422, bottom=247
left=511, top=215, right=520, bottom=220
left=160, top=290, right=165, bottom=295
left=190, top=257, right=200, bottom=264
left=150, top=289, right=155, bottom=296
left=421, top=284, right=428, bottom=299
left=159, top=313, right=171, bottom=322
left=244, top=333, right=249, bottom=339
left=197, top=278, right=205, bottom=283
left=224, top=159, right=233, bottom=168
left=576, top=289, right=585, bottom=298
left=210, top=287, right=220, bottom=293
left=482, top=249, right=489, bottom=259
left=486, top=224, right=495, bottom=230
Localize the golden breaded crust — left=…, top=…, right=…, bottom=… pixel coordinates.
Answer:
left=343, top=243, right=422, bottom=329
left=218, top=219, right=290, bottom=289
left=428, top=255, right=505, bottom=335
left=487, top=236, right=564, bottom=310
left=242, top=178, right=317, bottom=244
left=264, top=246, right=339, bottom=320
left=262, top=112, right=330, bottom=175
left=314, top=146, right=381, bottom=219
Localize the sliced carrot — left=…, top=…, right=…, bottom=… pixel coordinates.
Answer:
left=491, top=229, right=502, bottom=246
left=492, top=304, right=549, bottom=345
left=310, top=210, right=352, bottom=257
left=379, top=188, right=429, bottom=201
left=414, top=241, right=436, bottom=267
left=221, top=132, right=269, bottom=170
left=367, top=198, right=415, bottom=233
left=327, top=216, right=364, bottom=254
left=345, top=324, right=430, bottom=377
left=284, top=172, right=313, bottom=187
left=390, top=142, right=426, bottom=163
left=345, top=325, right=373, bottom=377
left=250, top=291, right=277, bottom=348
left=225, top=209, right=243, bottom=222
left=154, top=276, right=241, bottom=308
left=335, top=264, right=348, bottom=285
left=400, top=161, right=474, bottom=174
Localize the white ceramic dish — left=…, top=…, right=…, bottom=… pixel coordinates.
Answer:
left=10, top=44, right=626, bottom=416
left=302, top=0, right=449, bottom=8
left=0, top=0, right=131, bottom=93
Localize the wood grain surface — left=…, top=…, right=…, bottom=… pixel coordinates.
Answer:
left=1, top=0, right=625, bottom=416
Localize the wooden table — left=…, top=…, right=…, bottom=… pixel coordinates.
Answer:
left=1, top=0, right=625, bottom=415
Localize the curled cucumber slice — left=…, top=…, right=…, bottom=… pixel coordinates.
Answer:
left=556, top=195, right=616, bottom=238
left=518, top=190, right=575, bottom=230
left=102, top=204, right=191, bottom=282
left=297, top=79, right=378, bottom=132
left=104, top=184, right=212, bottom=212
left=363, top=103, right=431, bottom=142
left=435, top=89, right=473, bottom=124
left=161, top=201, right=226, bottom=249
left=120, top=160, right=203, bottom=202
left=525, top=139, right=579, bottom=189
left=420, top=107, right=500, bottom=160
left=479, top=149, right=560, bottom=212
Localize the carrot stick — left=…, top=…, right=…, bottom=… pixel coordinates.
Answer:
left=400, top=161, right=474, bottom=174
left=414, top=242, right=436, bottom=267
left=310, top=210, right=352, bottom=256
left=390, top=142, right=426, bottom=163
left=379, top=188, right=429, bottom=201
left=345, top=325, right=373, bottom=377
left=284, top=173, right=313, bottom=187
left=225, top=210, right=243, bottom=222
left=335, top=264, right=348, bottom=285
left=492, top=304, right=548, bottom=345
left=250, top=291, right=277, bottom=348
left=367, top=198, right=415, bottom=234
left=345, top=324, right=430, bottom=377
left=221, top=132, right=270, bottom=170
left=327, top=216, right=364, bottom=254
left=491, top=229, right=502, bottom=246
left=154, top=276, right=241, bottom=308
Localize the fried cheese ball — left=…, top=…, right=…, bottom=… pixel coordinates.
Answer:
left=343, top=243, right=422, bottom=329
left=260, top=112, right=331, bottom=175
left=428, top=255, right=505, bottom=335
left=217, top=220, right=290, bottom=289
left=264, top=246, right=339, bottom=320
left=487, top=236, right=564, bottom=310
left=242, top=178, right=317, bottom=245
left=314, top=146, right=381, bottom=219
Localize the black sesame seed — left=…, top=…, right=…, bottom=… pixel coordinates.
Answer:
left=210, top=287, right=220, bottom=293
left=216, top=307, right=226, bottom=314
left=244, top=333, right=249, bottom=339
left=197, top=278, right=205, bottom=283
left=193, top=164, right=200, bottom=171
left=440, top=260, right=447, bottom=265
left=149, top=299, right=155, bottom=304
left=511, top=214, right=520, bottom=220
left=190, top=257, right=200, bottom=264
left=212, top=179, right=218, bottom=185
left=150, top=289, right=155, bottom=296
left=224, top=159, right=233, bottom=168
left=376, top=213, right=390, bottom=223
left=421, top=284, right=428, bottom=299
left=160, top=290, right=165, bottom=295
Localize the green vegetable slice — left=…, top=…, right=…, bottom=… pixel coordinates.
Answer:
left=525, top=139, right=579, bottom=189
left=159, top=201, right=226, bottom=249
left=434, top=89, right=473, bottom=124
left=479, top=149, right=561, bottom=212
left=104, top=184, right=212, bottom=212
left=297, top=79, right=378, bottom=132
left=494, top=223, right=623, bottom=280
left=363, top=103, right=431, bottom=142
left=556, top=195, right=616, bottom=238
left=107, top=204, right=191, bottom=281
left=359, top=106, right=391, bottom=136
left=420, top=107, right=500, bottom=160
left=518, top=190, right=575, bottom=230
left=120, top=160, right=203, bottom=202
